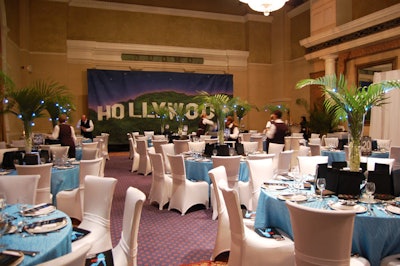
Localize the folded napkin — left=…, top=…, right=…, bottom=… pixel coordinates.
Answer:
left=23, top=203, right=53, bottom=215
left=25, top=217, right=66, bottom=230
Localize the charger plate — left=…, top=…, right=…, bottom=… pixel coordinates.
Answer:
left=328, top=202, right=367, bottom=213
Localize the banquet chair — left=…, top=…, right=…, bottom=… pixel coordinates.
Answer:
left=310, top=133, right=320, bottom=139
left=204, top=138, right=218, bottom=145
left=210, top=155, right=241, bottom=220
left=0, top=141, right=6, bottom=149
left=144, top=131, right=155, bottom=139
left=268, top=143, right=285, bottom=156
left=247, top=153, right=276, bottom=160
left=367, top=158, right=395, bottom=173
left=297, top=145, right=311, bottom=156
left=324, top=137, right=339, bottom=148
left=277, top=150, right=294, bottom=175
left=101, top=133, right=110, bottom=160
left=148, top=153, right=172, bottom=210
left=381, top=254, right=400, bottom=266
left=57, top=157, right=103, bottom=221
left=10, top=139, right=25, bottom=149
left=37, top=243, right=92, bottom=266
left=82, top=141, right=99, bottom=150
left=1, top=150, right=23, bottom=169
left=285, top=136, right=302, bottom=151
left=50, top=146, right=69, bottom=162
left=0, top=175, right=40, bottom=204
left=72, top=175, right=117, bottom=255
left=112, top=187, right=146, bottom=266
left=336, top=170, right=365, bottom=197
left=241, top=141, right=258, bottom=155
left=173, top=139, right=190, bottom=154
left=199, top=135, right=212, bottom=141
left=39, top=144, right=61, bottom=161
left=286, top=200, right=370, bottom=266
left=308, top=143, right=321, bottom=156
left=376, top=139, right=391, bottom=151
left=367, top=164, right=393, bottom=195
left=152, top=134, right=167, bottom=140
left=129, top=137, right=140, bottom=172
left=240, top=133, right=252, bottom=142
left=389, top=146, right=400, bottom=168
left=152, top=139, right=168, bottom=154
left=239, top=158, right=274, bottom=211
left=188, top=141, right=206, bottom=154
left=0, top=147, right=18, bottom=167
left=220, top=185, right=294, bottom=266
left=250, top=135, right=264, bottom=152
left=136, top=140, right=152, bottom=176
left=167, top=154, right=209, bottom=215
left=208, top=166, right=231, bottom=260
left=308, top=138, right=321, bottom=145
left=317, top=164, right=340, bottom=194
left=160, top=143, right=175, bottom=174
left=297, top=156, right=328, bottom=176
left=128, top=133, right=134, bottom=159
left=15, top=163, right=53, bottom=204
left=81, top=145, right=99, bottom=160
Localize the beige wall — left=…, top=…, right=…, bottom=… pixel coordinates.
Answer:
left=2, top=0, right=400, bottom=142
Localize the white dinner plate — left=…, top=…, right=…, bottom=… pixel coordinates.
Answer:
left=25, top=217, right=68, bottom=234
left=0, top=250, right=24, bottom=266
left=386, top=204, right=400, bottom=215
left=23, top=203, right=56, bottom=217
left=358, top=198, right=378, bottom=204
left=328, top=202, right=367, bottom=213
left=277, top=193, right=307, bottom=202
left=0, top=171, right=10, bottom=176
left=71, top=161, right=80, bottom=165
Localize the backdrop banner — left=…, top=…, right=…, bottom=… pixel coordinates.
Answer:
left=87, top=69, right=233, bottom=145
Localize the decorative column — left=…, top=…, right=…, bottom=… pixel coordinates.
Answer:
left=320, top=54, right=338, bottom=75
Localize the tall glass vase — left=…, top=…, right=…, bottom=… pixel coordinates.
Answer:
left=347, top=113, right=366, bottom=172
left=23, top=121, right=33, bottom=153
left=217, top=117, right=225, bottom=145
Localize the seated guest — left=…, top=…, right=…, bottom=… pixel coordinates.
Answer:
left=49, top=114, right=77, bottom=158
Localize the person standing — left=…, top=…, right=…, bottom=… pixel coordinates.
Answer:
left=225, top=116, right=240, bottom=142
left=196, top=113, right=214, bottom=137
left=266, top=110, right=288, bottom=145
left=50, top=114, right=77, bottom=158
left=76, top=114, right=94, bottom=139
left=300, top=116, right=309, bottom=140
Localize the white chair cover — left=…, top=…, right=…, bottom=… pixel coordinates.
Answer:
left=136, top=140, right=152, bottom=176
left=160, top=143, right=175, bottom=174
left=37, top=243, right=92, bottom=266
left=148, top=153, right=172, bottom=210
left=72, top=175, right=117, bottom=255
left=15, top=163, right=53, bottom=204
left=112, top=187, right=146, bottom=266
left=220, top=185, right=294, bottom=266
left=0, top=175, right=40, bottom=204
left=286, top=201, right=370, bottom=266
left=167, top=154, right=209, bottom=215
left=173, top=139, right=190, bottom=154
left=297, top=156, right=329, bottom=176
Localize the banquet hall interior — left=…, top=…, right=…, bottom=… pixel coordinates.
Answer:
left=1, top=0, right=400, bottom=265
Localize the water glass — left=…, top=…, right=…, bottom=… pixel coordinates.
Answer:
left=316, top=178, right=326, bottom=200
left=0, top=193, right=6, bottom=212
left=365, top=182, right=376, bottom=203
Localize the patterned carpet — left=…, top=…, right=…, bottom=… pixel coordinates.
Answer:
left=105, top=152, right=221, bottom=265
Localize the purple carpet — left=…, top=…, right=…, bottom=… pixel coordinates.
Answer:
left=105, top=152, right=218, bottom=265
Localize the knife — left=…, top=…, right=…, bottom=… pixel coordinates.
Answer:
left=5, top=249, right=39, bottom=257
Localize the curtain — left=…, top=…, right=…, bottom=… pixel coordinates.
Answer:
left=370, top=70, right=400, bottom=146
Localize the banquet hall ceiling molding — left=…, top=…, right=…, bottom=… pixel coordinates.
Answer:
left=66, top=40, right=249, bottom=69
left=300, top=3, right=400, bottom=60
left=68, top=0, right=274, bottom=23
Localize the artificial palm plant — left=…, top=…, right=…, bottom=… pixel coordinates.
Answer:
left=153, top=103, right=171, bottom=134
left=196, top=91, right=237, bottom=144
left=235, top=98, right=259, bottom=131
left=296, top=74, right=400, bottom=171
left=0, top=71, right=74, bottom=152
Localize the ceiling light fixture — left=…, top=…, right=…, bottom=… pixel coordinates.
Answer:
left=239, top=0, right=289, bottom=16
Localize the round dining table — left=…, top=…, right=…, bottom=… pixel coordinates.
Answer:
left=2, top=204, right=72, bottom=265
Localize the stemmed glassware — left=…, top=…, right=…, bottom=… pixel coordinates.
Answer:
left=365, top=182, right=376, bottom=203
left=316, top=178, right=326, bottom=200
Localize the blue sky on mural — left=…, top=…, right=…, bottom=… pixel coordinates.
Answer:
left=87, top=69, right=233, bottom=110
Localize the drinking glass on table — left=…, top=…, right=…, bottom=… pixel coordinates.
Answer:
left=0, top=193, right=6, bottom=212
left=365, top=182, right=376, bottom=203
left=316, top=178, right=326, bottom=200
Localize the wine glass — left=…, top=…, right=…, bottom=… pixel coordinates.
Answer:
left=316, top=178, right=326, bottom=200
left=0, top=193, right=6, bottom=212
left=365, top=182, right=376, bottom=204
left=229, top=147, right=235, bottom=156
left=212, top=149, right=218, bottom=157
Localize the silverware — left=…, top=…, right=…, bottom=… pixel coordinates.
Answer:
left=5, top=249, right=39, bottom=257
